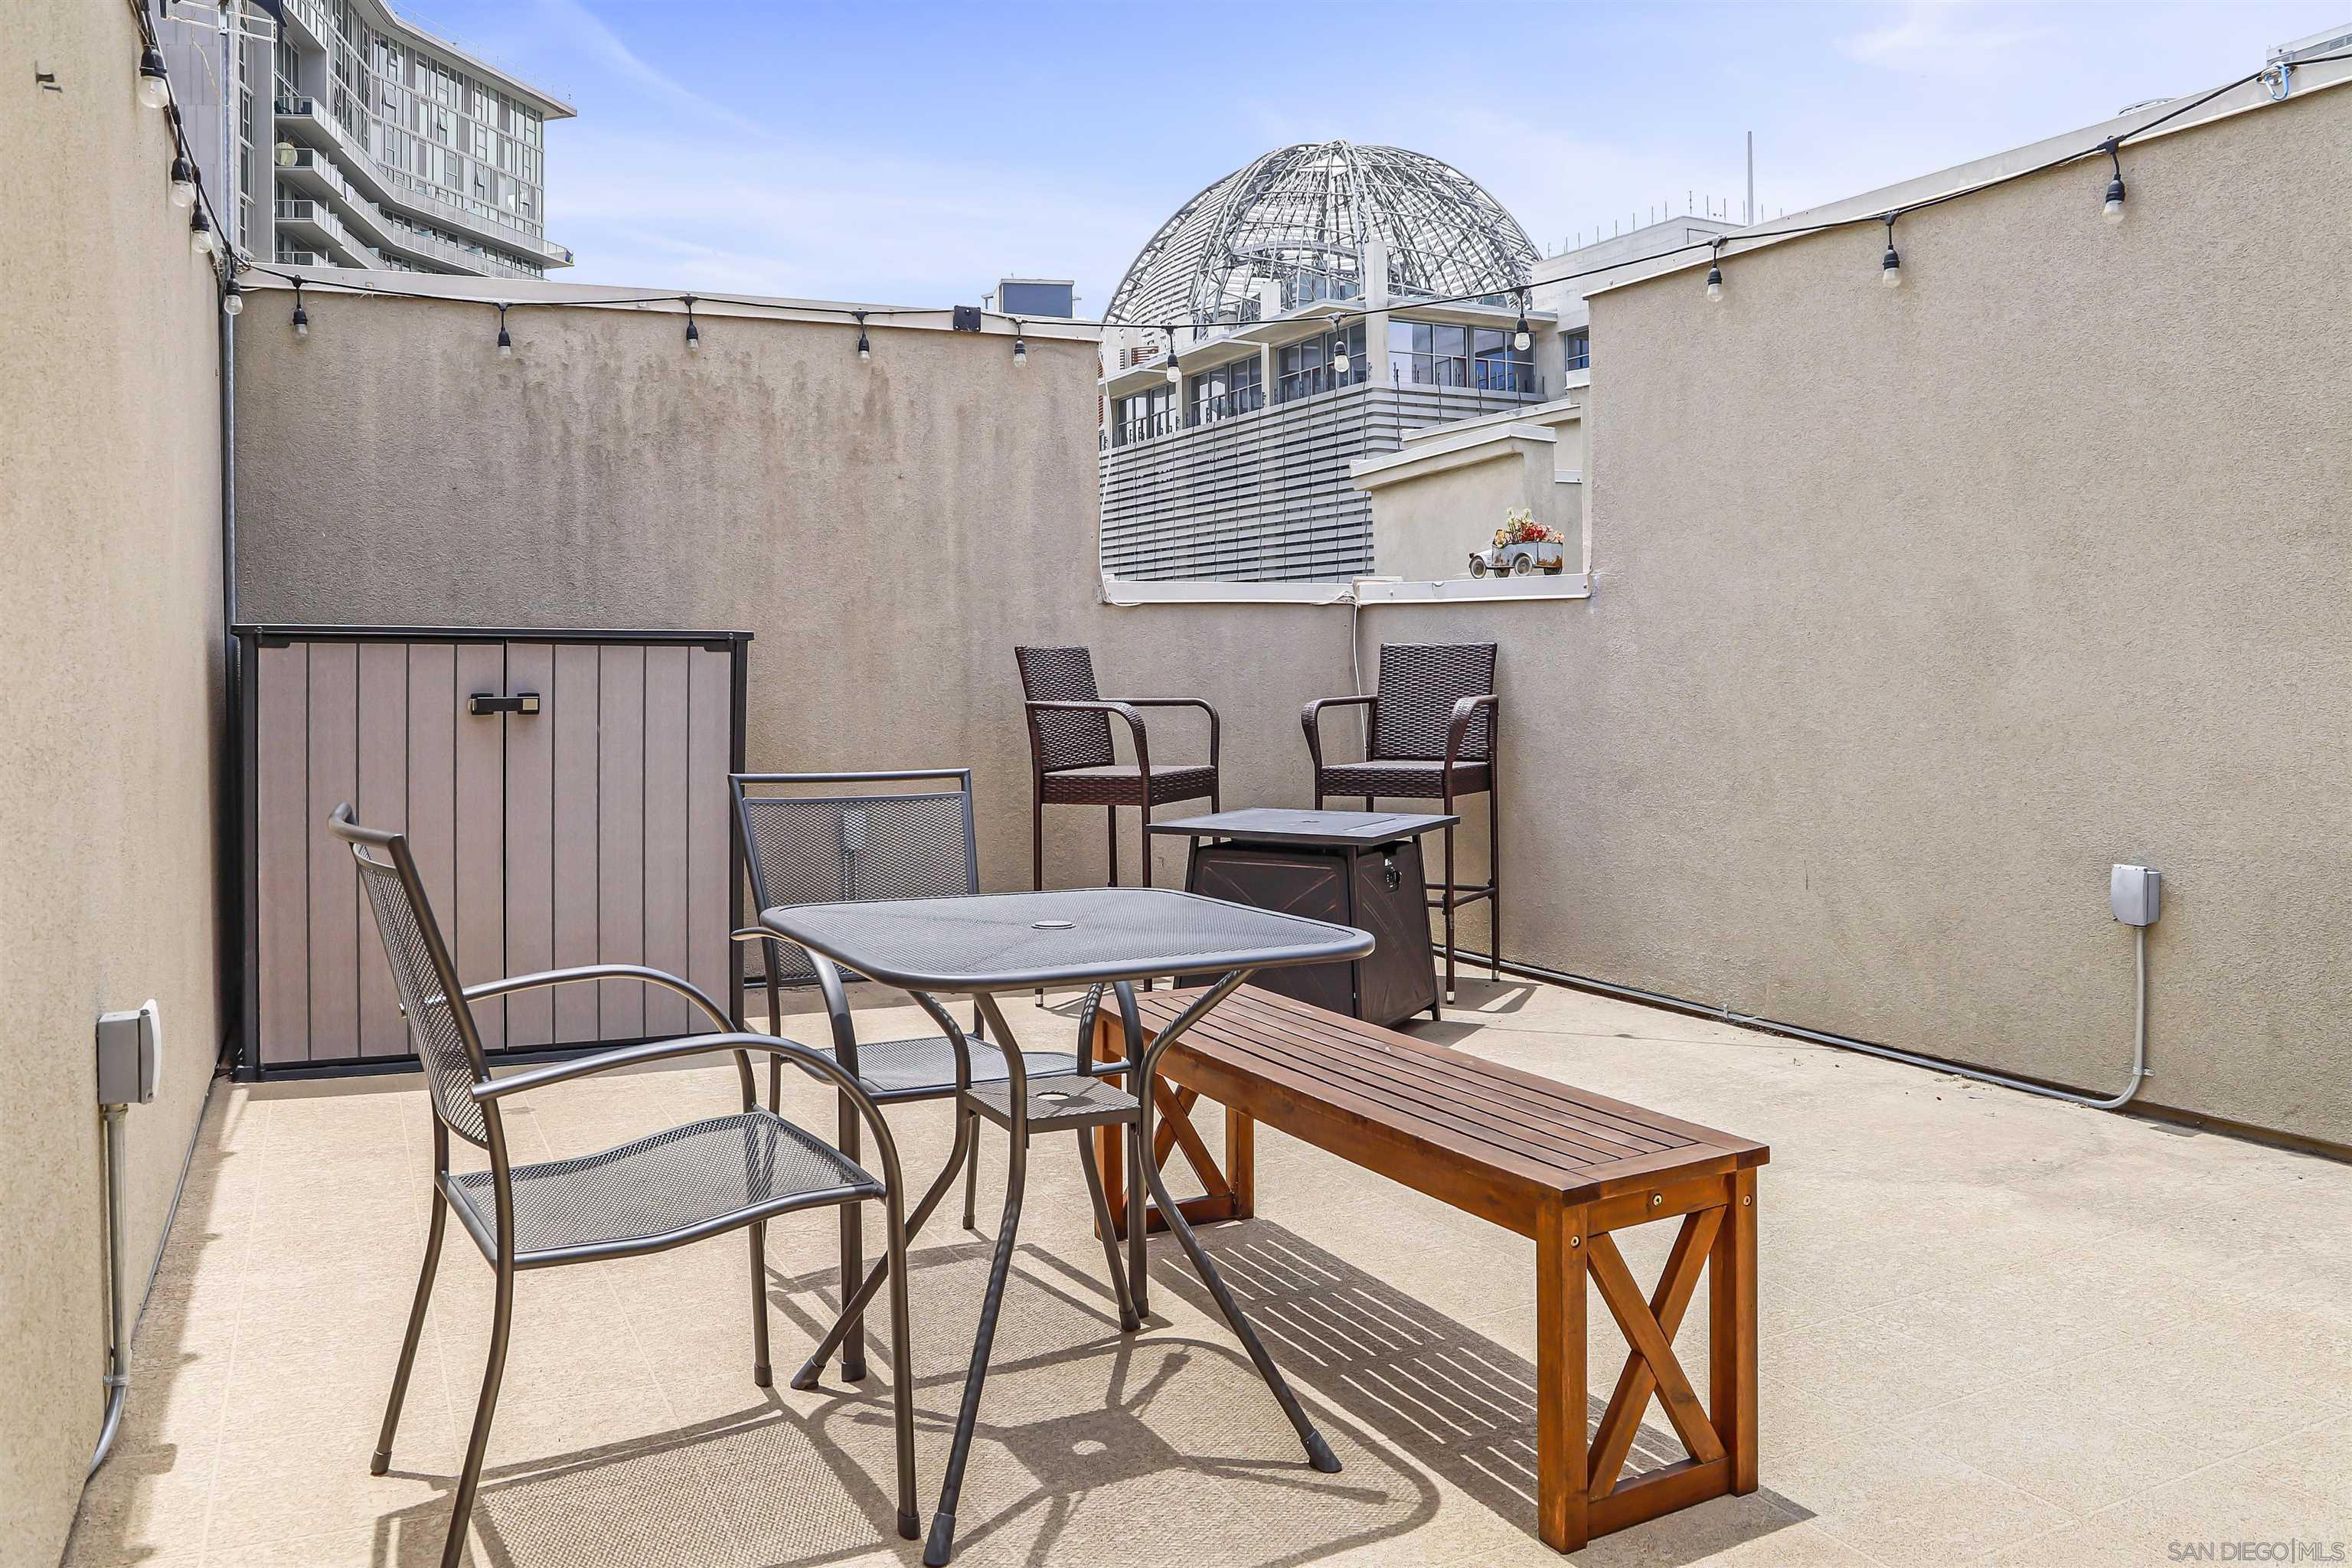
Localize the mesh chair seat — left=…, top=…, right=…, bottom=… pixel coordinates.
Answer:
left=446, top=1108, right=880, bottom=1263
left=1038, top=763, right=1217, bottom=808
left=1315, top=758, right=1491, bottom=799
left=816, top=1032, right=1079, bottom=1099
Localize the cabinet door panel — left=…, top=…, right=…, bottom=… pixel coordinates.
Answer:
left=454, top=642, right=507, bottom=1048
left=550, top=643, right=601, bottom=1045
left=502, top=642, right=557, bottom=1048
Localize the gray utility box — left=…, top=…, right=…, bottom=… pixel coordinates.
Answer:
left=234, top=626, right=750, bottom=1078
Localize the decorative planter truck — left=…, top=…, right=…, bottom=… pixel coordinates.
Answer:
left=1469, top=540, right=1566, bottom=577
left=1472, top=508, right=1566, bottom=576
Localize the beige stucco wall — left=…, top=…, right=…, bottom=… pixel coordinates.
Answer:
left=1, top=6, right=228, bottom=1566
left=232, top=290, right=1352, bottom=894
left=1439, top=75, right=2351, bottom=1145
left=1360, top=400, right=1585, bottom=583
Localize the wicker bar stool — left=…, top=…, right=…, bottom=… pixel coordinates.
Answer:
left=1303, top=641, right=1501, bottom=998
left=1014, top=645, right=1220, bottom=891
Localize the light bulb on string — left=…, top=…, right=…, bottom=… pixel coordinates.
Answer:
left=169, top=156, right=196, bottom=209
left=1706, top=240, right=1723, bottom=302
left=221, top=276, right=243, bottom=316
left=683, top=295, right=699, bottom=352
left=137, top=48, right=169, bottom=109
left=495, top=302, right=513, bottom=359
left=2100, top=138, right=2126, bottom=224
left=855, top=310, right=871, bottom=364
left=1512, top=292, right=1532, bottom=352
left=291, top=282, right=308, bottom=339
left=1163, top=328, right=1182, bottom=384
left=1012, top=321, right=1027, bottom=368
left=189, top=209, right=214, bottom=256
left=1880, top=215, right=1902, bottom=289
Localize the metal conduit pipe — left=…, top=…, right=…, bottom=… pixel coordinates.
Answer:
left=1457, top=925, right=2151, bottom=1113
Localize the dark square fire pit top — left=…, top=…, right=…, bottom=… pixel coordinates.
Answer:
left=758, top=885, right=1372, bottom=994
left=1147, top=807, right=1459, bottom=849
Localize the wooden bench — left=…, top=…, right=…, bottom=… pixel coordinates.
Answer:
left=1089, top=985, right=1769, bottom=1553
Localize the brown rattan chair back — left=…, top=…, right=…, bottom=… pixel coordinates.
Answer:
left=1014, top=645, right=1116, bottom=771
left=328, top=805, right=495, bottom=1147
left=1370, top=642, right=1498, bottom=761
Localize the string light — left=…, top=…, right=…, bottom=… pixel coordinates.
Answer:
left=1512, top=291, right=1532, bottom=351
left=2100, top=137, right=2126, bottom=224
left=855, top=310, right=871, bottom=363
left=1706, top=239, right=1723, bottom=303
left=683, top=294, right=700, bottom=351
left=168, top=155, right=196, bottom=210
left=189, top=209, right=214, bottom=256
left=495, top=302, right=512, bottom=358
left=136, top=47, right=169, bottom=109
left=1012, top=321, right=1027, bottom=368
left=1162, top=327, right=1182, bottom=384
left=291, top=280, right=308, bottom=338
left=221, top=275, right=243, bottom=316
left=1880, top=215, right=1902, bottom=289
left=1329, top=315, right=1351, bottom=376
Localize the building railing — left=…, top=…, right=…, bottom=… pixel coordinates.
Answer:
left=274, top=95, right=565, bottom=267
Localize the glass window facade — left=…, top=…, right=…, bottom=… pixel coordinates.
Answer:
left=1113, top=384, right=1178, bottom=446
left=1387, top=321, right=1534, bottom=391
left=1275, top=323, right=1367, bottom=403
left=1190, top=355, right=1263, bottom=426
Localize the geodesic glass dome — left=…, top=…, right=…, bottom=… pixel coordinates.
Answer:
left=1106, top=141, right=1538, bottom=328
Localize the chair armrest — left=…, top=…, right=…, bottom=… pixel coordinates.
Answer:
left=1025, top=697, right=1151, bottom=777
left=1444, top=693, right=1501, bottom=774
left=457, top=964, right=733, bottom=1033
left=1302, top=694, right=1375, bottom=772
left=475, top=1030, right=825, bottom=1102
left=1108, top=697, right=1220, bottom=770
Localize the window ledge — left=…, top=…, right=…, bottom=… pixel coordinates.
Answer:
left=1099, top=573, right=1591, bottom=607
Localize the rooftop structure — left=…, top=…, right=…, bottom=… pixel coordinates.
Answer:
left=1107, top=141, right=1540, bottom=329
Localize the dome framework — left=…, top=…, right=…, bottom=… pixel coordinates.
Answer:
left=1106, top=141, right=1537, bottom=329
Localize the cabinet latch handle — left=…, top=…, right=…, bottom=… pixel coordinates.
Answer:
left=468, top=692, right=541, bottom=716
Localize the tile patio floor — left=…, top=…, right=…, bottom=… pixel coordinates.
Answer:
left=65, top=978, right=2352, bottom=1567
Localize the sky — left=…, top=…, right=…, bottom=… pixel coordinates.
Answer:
left=403, top=0, right=2346, bottom=313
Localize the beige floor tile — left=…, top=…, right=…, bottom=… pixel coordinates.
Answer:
left=67, top=982, right=2352, bottom=1568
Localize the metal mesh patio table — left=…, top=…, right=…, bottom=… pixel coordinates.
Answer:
left=759, top=886, right=1374, bottom=1566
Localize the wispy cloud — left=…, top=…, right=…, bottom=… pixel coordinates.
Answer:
left=1837, top=2, right=2060, bottom=80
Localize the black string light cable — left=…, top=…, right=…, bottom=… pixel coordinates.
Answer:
left=219, top=46, right=2351, bottom=354
left=122, top=0, right=238, bottom=299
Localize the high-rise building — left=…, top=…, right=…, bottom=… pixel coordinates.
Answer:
left=266, top=0, right=575, bottom=279
left=153, top=0, right=575, bottom=279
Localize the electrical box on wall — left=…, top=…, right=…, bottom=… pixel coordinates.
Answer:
left=96, top=1000, right=163, bottom=1106
left=2111, top=864, right=2161, bottom=926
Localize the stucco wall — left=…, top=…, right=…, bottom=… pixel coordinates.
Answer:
left=1536, top=77, right=2351, bottom=1143
left=232, top=290, right=1351, bottom=894
left=1, top=7, right=227, bottom=1566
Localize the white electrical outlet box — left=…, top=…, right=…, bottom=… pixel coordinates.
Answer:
left=2110, top=865, right=2161, bottom=926
left=96, top=1000, right=163, bottom=1106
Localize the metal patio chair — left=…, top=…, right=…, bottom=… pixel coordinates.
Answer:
left=1303, top=641, right=1501, bottom=998
left=728, top=769, right=1076, bottom=1386
left=1014, top=645, right=1220, bottom=891
left=332, top=805, right=920, bottom=1566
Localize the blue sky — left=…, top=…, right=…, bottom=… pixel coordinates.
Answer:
left=407, top=0, right=2344, bottom=312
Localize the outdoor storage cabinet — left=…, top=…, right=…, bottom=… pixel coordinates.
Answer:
left=235, top=626, right=750, bottom=1076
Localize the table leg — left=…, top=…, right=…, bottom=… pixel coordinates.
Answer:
left=1537, top=1199, right=1589, bottom=1553
left=923, top=1095, right=1029, bottom=1568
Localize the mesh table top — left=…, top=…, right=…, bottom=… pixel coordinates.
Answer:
left=759, top=887, right=1373, bottom=993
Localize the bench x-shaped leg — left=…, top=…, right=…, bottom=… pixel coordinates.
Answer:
left=1586, top=1211, right=1724, bottom=1494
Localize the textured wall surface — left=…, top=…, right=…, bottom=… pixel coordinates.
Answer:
left=1546, top=78, right=2352, bottom=1143
left=0, top=7, right=227, bottom=1566
left=234, top=293, right=1353, bottom=894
